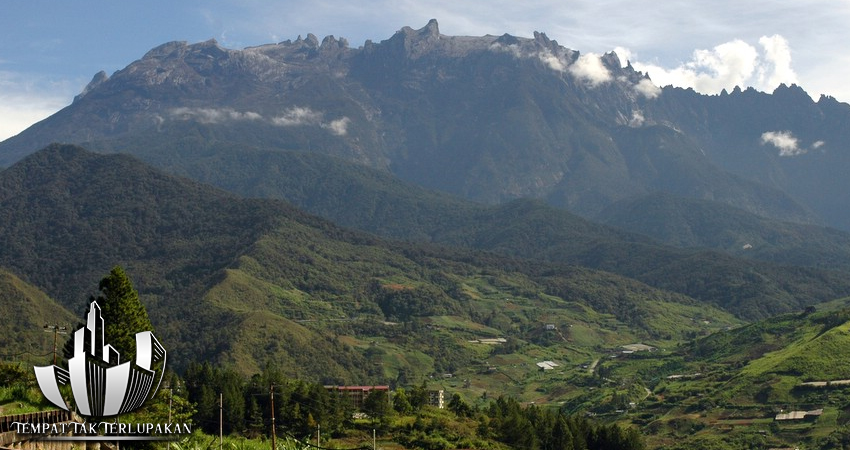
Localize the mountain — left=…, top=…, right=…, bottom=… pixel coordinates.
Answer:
left=0, top=143, right=284, bottom=309
left=65, top=139, right=850, bottom=319
left=1, top=144, right=750, bottom=381
left=598, top=192, right=850, bottom=270
left=649, top=84, right=850, bottom=230
left=3, top=20, right=849, bottom=230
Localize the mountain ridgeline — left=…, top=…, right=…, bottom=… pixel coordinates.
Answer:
left=0, top=144, right=848, bottom=373
left=5, top=21, right=850, bottom=448
left=5, top=145, right=850, bottom=449
left=0, top=145, right=740, bottom=374
left=1, top=20, right=849, bottom=231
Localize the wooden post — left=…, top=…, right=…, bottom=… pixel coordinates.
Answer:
left=270, top=385, right=277, bottom=450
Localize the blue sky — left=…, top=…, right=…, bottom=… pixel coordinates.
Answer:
left=2, top=0, right=849, bottom=141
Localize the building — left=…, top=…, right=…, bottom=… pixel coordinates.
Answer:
left=428, top=389, right=445, bottom=409
left=775, top=409, right=823, bottom=422
left=536, top=361, right=559, bottom=371
left=621, top=344, right=656, bottom=352
left=324, top=385, right=389, bottom=410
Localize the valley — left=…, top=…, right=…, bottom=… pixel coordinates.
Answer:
left=3, top=20, right=850, bottom=449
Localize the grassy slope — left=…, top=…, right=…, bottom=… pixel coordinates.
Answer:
left=592, top=305, right=850, bottom=449
left=0, top=268, right=78, bottom=365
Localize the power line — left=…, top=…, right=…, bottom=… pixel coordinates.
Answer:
left=0, top=350, right=53, bottom=359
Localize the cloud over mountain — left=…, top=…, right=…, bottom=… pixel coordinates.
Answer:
left=630, top=35, right=799, bottom=95
left=168, top=106, right=350, bottom=136
left=169, top=107, right=263, bottom=124
left=633, top=78, right=661, bottom=98
left=569, top=53, right=612, bottom=87
left=760, top=130, right=824, bottom=157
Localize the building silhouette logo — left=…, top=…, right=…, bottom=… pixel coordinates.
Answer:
left=34, top=300, right=167, bottom=417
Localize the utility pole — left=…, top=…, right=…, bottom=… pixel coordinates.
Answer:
left=270, top=385, right=277, bottom=450
left=219, top=392, right=223, bottom=450
left=167, top=386, right=174, bottom=450
left=43, top=325, right=67, bottom=365
left=317, top=424, right=320, bottom=448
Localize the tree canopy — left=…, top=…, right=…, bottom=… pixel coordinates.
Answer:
left=95, top=266, right=154, bottom=362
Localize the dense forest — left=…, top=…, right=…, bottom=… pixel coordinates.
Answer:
left=183, top=361, right=646, bottom=450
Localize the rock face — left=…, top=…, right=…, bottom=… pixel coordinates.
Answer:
left=2, top=20, right=850, bottom=229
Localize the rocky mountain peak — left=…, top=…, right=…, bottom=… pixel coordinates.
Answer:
left=142, top=40, right=189, bottom=60
left=532, top=31, right=557, bottom=49
left=304, top=33, right=320, bottom=47
left=4, top=20, right=850, bottom=232
left=397, top=18, right=440, bottom=39
left=601, top=52, right=622, bottom=70
left=772, top=83, right=814, bottom=104
left=74, top=70, right=109, bottom=102
left=421, top=18, right=440, bottom=37
left=320, top=35, right=348, bottom=49
left=383, top=19, right=443, bottom=58
left=495, top=33, right=521, bottom=46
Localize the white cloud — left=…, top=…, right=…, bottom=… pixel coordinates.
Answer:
left=613, top=46, right=633, bottom=67
left=634, top=78, right=661, bottom=99
left=170, top=107, right=262, bottom=124
left=628, top=110, right=645, bottom=127
left=0, top=97, right=66, bottom=142
left=0, top=71, right=77, bottom=142
left=761, top=131, right=825, bottom=157
left=271, top=107, right=351, bottom=135
left=167, top=105, right=350, bottom=136
left=758, top=35, right=797, bottom=88
left=271, top=107, right=324, bottom=126
left=760, top=130, right=825, bottom=157
left=568, top=52, right=612, bottom=87
left=323, top=117, right=351, bottom=136
left=489, top=42, right=523, bottom=59
left=629, top=35, right=800, bottom=96
left=495, top=43, right=612, bottom=88
left=536, top=48, right=567, bottom=72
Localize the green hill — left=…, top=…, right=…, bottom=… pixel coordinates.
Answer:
left=0, top=144, right=741, bottom=385
left=3, top=145, right=850, bottom=448
left=546, top=303, right=850, bottom=449
left=598, top=192, right=850, bottom=270
left=82, top=137, right=850, bottom=319
left=0, top=268, right=77, bottom=365
left=687, top=306, right=850, bottom=386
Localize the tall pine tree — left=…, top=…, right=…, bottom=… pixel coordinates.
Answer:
left=63, top=266, right=154, bottom=363
left=95, top=266, right=154, bottom=362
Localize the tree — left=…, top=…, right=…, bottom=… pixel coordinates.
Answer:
left=552, top=415, right=575, bottom=450
left=96, top=266, right=154, bottom=362
left=409, top=380, right=430, bottom=410
left=245, top=397, right=265, bottom=438
left=392, top=388, right=413, bottom=414
left=447, top=393, right=473, bottom=418
left=363, top=389, right=392, bottom=429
